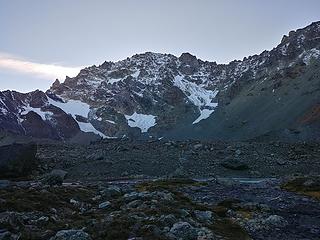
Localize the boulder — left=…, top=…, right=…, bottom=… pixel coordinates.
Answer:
left=169, top=222, right=197, bottom=240
left=100, top=186, right=122, bottom=199
left=49, top=229, right=91, bottom=240
left=221, top=159, right=249, bottom=170
left=41, top=174, right=63, bottom=186
left=98, top=201, right=111, bottom=209
left=0, top=180, right=11, bottom=189
left=159, top=214, right=177, bottom=227
left=170, top=166, right=187, bottom=178
left=194, top=210, right=214, bottom=224
left=193, top=143, right=203, bottom=150
left=41, top=169, right=68, bottom=186
left=247, top=215, right=288, bottom=232
left=50, top=169, right=68, bottom=179
left=0, top=143, right=38, bottom=179
left=264, top=215, right=288, bottom=227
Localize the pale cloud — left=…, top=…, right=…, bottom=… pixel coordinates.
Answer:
left=0, top=53, right=82, bottom=80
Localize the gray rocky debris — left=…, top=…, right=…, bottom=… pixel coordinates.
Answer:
left=49, top=229, right=91, bottom=240
left=169, top=222, right=197, bottom=240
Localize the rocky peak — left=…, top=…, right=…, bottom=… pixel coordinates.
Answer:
left=178, top=52, right=200, bottom=75
left=179, top=52, right=198, bottom=62
left=100, top=61, right=114, bottom=70
left=1, top=21, right=320, bottom=141
left=277, top=21, right=320, bottom=57
left=28, top=90, right=48, bottom=108
left=52, top=79, right=60, bottom=88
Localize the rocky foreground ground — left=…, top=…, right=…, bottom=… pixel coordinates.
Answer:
left=36, top=139, right=320, bottom=179
left=1, top=176, right=320, bottom=240
left=1, top=140, right=320, bottom=239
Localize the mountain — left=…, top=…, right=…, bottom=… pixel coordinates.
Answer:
left=1, top=21, right=320, bottom=141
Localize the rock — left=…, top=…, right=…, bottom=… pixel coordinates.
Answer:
left=197, top=227, right=216, bottom=240
left=0, top=143, right=38, bottom=178
left=41, top=170, right=66, bottom=186
left=235, top=149, right=242, bottom=156
left=264, top=215, right=288, bottom=228
left=178, top=209, right=191, bottom=218
left=98, top=201, right=111, bottom=209
left=50, top=229, right=91, bottom=240
left=249, top=170, right=262, bottom=177
left=123, top=191, right=174, bottom=203
left=40, top=169, right=68, bottom=186
left=100, top=186, right=122, bottom=199
left=154, top=191, right=174, bottom=201
left=194, top=210, right=214, bottom=224
left=221, top=159, right=249, bottom=170
left=179, top=53, right=200, bottom=75
left=193, top=144, right=203, bottom=150
left=247, top=215, right=288, bottom=232
left=117, top=146, right=130, bottom=152
left=169, top=222, right=197, bottom=240
left=70, top=198, right=79, bottom=205
left=140, top=225, right=162, bottom=239
left=123, top=191, right=146, bottom=202
left=170, top=166, right=186, bottom=178
left=159, top=214, right=177, bottom=227
left=0, top=231, right=19, bottom=240
left=276, top=159, right=287, bottom=165
left=86, top=151, right=104, bottom=161
left=0, top=180, right=11, bottom=189
left=121, top=171, right=129, bottom=177
left=50, top=169, right=68, bottom=179
left=127, top=200, right=143, bottom=209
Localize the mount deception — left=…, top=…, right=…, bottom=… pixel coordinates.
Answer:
left=1, top=21, right=320, bottom=141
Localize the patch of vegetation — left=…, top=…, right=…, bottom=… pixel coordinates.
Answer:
left=0, top=186, right=96, bottom=212
left=136, top=179, right=250, bottom=240
left=0, top=180, right=252, bottom=240
left=213, top=199, right=243, bottom=218
left=211, top=219, right=251, bottom=240
left=281, top=176, right=320, bottom=200
left=136, top=178, right=207, bottom=192
left=0, top=185, right=107, bottom=239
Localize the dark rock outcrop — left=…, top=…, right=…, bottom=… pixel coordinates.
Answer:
left=0, top=143, right=38, bottom=179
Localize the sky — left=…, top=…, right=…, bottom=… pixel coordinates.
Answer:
left=0, top=0, right=319, bottom=92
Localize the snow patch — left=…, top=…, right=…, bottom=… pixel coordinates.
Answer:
left=107, top=69, right=140, bottom=84
left=0, top=107, right=8, bottom=115
left=77, top=122, right=106, bottom=138
left=108, top=78, right=123, bottom=84
left=300, top=48, right=320, bottom=64
left=174, top=75, right=218, bottom=124
left=0, top=99, right=8, bottom=115
left=133, top=91, right=144, bottom=97
left=192, top=109, right=215, bottom=124
left=131, top=70, right=140, bottom=78
left=20, top=105, right=53, bottom=121
left=48, top=98, right=106, bottom=138
left=280, top=43, right=290, bottom=55
left=125, top=112, right=156, bottom=133
left=106, top=119, right=116, bottom=124
left=48, top=98, right=91, bottom=118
